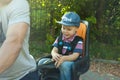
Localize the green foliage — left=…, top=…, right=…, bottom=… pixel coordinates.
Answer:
left=29, top=41, right=43, bottom=59
left=45, top=33, right=55, bottom=52
left=118, top=58, right=120, bottom=61
left=94, top=0, right=120, bottom=45
left=90, top=41, right=120, bottom=61
left=29, top=41, right=51, bottom=59
left=86, top=16, right=96, bottom=24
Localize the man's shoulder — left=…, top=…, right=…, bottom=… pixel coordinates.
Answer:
left=4, top=0, right=29, bottom=11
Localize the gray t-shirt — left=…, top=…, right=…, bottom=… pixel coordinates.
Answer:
left=0, top=0, right=36, bottom=80
left=0, top=17, right=5, bottom=45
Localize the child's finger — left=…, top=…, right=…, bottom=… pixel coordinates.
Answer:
left=54, top=61, right=58, bottom=68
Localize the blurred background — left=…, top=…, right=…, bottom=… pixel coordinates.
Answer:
left=28, top=0, right=120, bottom=61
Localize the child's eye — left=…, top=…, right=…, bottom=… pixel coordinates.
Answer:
left=67, top=28, right=71, bottom=31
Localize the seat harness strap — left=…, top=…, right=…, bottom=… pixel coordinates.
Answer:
left=57, top=32, right=83, bottom=55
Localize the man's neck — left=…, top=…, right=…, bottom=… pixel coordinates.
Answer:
left=0, top=0, right=12, bottom=7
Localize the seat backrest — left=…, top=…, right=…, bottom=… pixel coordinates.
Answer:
left=76, top=20, right=89, bottom=57
left=76, top=22, right=87, bottom=42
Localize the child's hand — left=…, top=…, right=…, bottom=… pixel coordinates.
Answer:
left=55, top=56, right=65, bottom=68
left=52, top=52, right=62, bottom=62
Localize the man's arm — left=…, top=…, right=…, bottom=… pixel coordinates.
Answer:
left=0, top=22, right=28, bottom=73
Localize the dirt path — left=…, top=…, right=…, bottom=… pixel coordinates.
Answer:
left=80, top=70, right=120, bottom=80
left=80, top=59, right=120, bottom=80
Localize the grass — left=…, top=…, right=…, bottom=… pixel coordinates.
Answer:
left=90, top=41, right=120, bottom=61
left=29, top=41, right=51, bottom=59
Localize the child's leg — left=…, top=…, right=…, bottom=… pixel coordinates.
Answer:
left=59, top=61, right=74, bottom=80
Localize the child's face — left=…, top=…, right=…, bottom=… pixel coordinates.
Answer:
left=61, top=25, right=78, bottom=39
